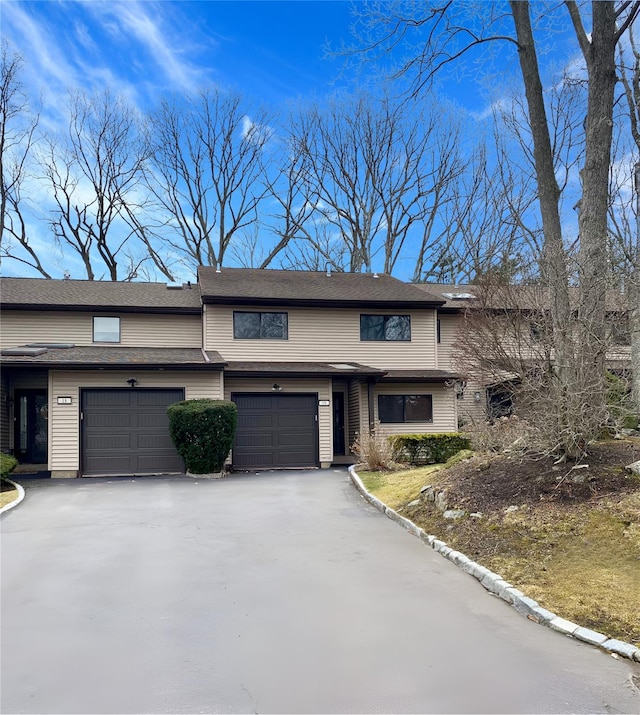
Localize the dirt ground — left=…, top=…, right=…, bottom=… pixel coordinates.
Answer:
left=437, top=438, right=640, bottom=513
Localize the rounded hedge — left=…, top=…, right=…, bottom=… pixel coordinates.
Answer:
left=1, top=453, right=18, bottom=477
left=167, top=399, right=238, bottom=474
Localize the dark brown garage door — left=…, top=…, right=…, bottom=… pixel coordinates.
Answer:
left=81, top=389, right=184, bottom=476
left=232, top=393, right=318, bottom=469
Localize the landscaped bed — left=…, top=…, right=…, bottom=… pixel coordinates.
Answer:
left=358, top=438, right=640, bottom=648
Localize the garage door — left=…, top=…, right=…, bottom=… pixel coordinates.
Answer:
left=81, top=389, right=184, bottom=476
left=232, top=393, right=318, bottom=469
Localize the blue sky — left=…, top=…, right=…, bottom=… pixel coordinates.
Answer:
left=3, top=1, right=514, bottom=131
left=3, top=1, right=610, bottom=281
left=4, top=2, right=355, bottom=113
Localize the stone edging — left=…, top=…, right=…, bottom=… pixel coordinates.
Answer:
left=348, top=465, right=640, bottom=663
left=0, top=478, right=26, bottom=516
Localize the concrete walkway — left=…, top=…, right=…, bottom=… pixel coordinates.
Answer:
left=2, top=469, right=639, bottom=714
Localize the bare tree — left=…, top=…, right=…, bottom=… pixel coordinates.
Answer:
left=0, top=42, right=50, bottom=277
left=146, top=90, right=272, bottom=272
left=282, top=93, right=462, bottom=273
left=348, top=0, right=639, bottom=457
left=257, top=123, right=322, bottom=269
left=612, top=26, right=640, bottom=414
left=40, top=90, right=152, bottom=280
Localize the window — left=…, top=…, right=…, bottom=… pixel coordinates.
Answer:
left=93, top=316, right=120, bottom=343
left=437, top=318, right=441, bottom=344
left=233, top=311, right=288, bottom=339
left=360, top=314, right=410, bottom=341
left=378, top=395, right=433, bottom=423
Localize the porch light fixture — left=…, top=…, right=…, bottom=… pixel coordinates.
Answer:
left=127, top=378, right=138, bottom=388
left=272, top=383, right=282, bottom=391
left=474, top=391, right=482, bottom=403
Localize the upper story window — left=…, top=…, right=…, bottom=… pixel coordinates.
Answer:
left=93, top=316, right=120, bottom=343
left=360, top=314, right=411, bottom=342
left=378, top=394, right=433, bottom=423
left=233, top=311, right=288, bottom=340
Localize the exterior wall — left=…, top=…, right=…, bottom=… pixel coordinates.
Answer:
left=374, top=383, right=457, bottom=435
left=48, top=370, right=222, bottom=474
left=1, top=311, right=201, bottom=348
left=437, top=313, right=461, bottom=370
left=224, top=377, right=333, bottom=466
left=456, top=379, right=488, bottom=425
left=206, top=305, right=437, bottom=369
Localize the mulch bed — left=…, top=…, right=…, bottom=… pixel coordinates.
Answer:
left=439, top=439, right=640, bottom=514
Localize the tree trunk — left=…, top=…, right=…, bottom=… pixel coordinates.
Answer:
left=509, top=1, right=576, bottom=455
left=570, top=1, right=617, bottom=430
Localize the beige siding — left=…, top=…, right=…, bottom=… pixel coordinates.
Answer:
left=1, top=311, right=201, bottom=348
left=374, top=383, right=457, bottom=435
left=347, top=380, right=368, bottom=447
left=206, top=306, right=437, bottom=369
left=457, top=378, right=488, bottom=426
left=48, top=370, right=222, bottom=473
left=225, top=377, right=332, bottom=465
left=437, top=313, right=461, bottom=370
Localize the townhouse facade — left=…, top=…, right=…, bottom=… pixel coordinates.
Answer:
left=419, top=282, right=634, bottom=426
left=0, top=268, right=459, bottom=477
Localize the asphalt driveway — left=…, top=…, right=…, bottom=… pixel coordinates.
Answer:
left=2, top=469, right=639, bottom=714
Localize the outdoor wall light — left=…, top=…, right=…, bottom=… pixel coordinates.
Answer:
left=272, top=383, right=282, bottom=391
left=474, top=391, right=482, bottom=403
left=127, top=378, right=138, bottom=388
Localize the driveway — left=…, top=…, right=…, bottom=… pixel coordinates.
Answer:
left=2, top=469, right=639, bottom=714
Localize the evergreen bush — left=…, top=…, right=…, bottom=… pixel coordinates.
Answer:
left=389, top=433, right=471, bottom=465
left=167, top=399, right=237, bottom=474
left=1, top=453, right=18, bottom=477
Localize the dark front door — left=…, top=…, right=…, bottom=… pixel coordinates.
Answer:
left=81, top=389, right=184, bottom=476
left=332, top=391, right=346, bottom=455
left=232, top=393, right=318, bottom=469
left=14, top=390, right=48, bottom=464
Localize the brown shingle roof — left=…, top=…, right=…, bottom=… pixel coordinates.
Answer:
left=198, top=267, right=443, bottom=307
left=414, top=282, right=630, bottom=313
left=0, top=346, right=224, bottom=368
left=0, top=277, right=202, bottom=312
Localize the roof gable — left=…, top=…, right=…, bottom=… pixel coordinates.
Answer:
left=198, top=267, right=443, bottom=307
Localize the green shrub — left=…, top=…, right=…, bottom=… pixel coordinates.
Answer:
left=167, top=399, right=238, bottom=474
left=389, top=433, right=471, bottom=465
left=1, top=453, right=18, bottom=477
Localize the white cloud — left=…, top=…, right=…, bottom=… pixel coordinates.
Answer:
left=86, top=0, right=205, bottom=95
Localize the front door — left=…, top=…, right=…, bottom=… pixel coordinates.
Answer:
left=332, top=391, right=346, bottom=455
left=14, top=390, right=48, bottom=464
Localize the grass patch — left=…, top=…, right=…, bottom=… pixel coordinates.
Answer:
left=360, top=464, right=444, bottom=510
left=0, top=479, right=19, bottom=508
